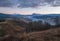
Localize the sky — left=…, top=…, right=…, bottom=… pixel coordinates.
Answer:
left=0, top=0, right=60, bottom=15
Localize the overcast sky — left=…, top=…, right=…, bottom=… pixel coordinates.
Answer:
left=0, top=0, right=60, bottom=15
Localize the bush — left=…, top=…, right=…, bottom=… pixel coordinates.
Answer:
left=26, top=21, right=50, bottom=32
left=0, top=27, right=6, bottom=37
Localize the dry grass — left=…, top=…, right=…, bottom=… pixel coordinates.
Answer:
left=21, top=28, right=60, bottom=41
left=0, top=20, right=60, bottom=41
left=0, top=20, right=25, bottom=41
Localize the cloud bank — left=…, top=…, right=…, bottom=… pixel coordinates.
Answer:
left=0, top=0, right=60, bottom=8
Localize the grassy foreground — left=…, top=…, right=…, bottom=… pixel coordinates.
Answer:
left=0, top=20, right=60, bottom=41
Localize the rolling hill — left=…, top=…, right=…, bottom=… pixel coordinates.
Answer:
left=20, top=27, right=60, bottom=41
left=0, top=13, right=60, bottom=41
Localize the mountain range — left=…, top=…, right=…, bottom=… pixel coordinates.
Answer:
left=0, top=13, right=60, bottom=41
left=0, top=13, right=60, bottom=26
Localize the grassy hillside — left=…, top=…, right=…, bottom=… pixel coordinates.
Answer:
left=0, top=19, right=60, bottom=41
left=0, top=19, right=25, bottom=41
left=21, top=28, right=60, bottom=41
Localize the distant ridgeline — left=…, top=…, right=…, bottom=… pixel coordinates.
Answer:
left=0, top=13, right=60, bottom=27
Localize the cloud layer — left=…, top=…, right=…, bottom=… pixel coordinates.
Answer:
left=0, top=0, right=60, bottom=8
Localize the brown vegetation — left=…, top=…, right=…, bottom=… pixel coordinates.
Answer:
left=0, top=19, right=60, bottom=41
left=21, top=28, right=60, bottom=41
left=0, top=19, right=25, bottom=41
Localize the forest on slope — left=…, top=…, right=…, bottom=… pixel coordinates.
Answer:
left=0, top=13, right=60, bottom=41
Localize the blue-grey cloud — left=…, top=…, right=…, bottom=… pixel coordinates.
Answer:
left=0, top=0, right=60, bottom=8
left=0, top=0, right=12, bottom=7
